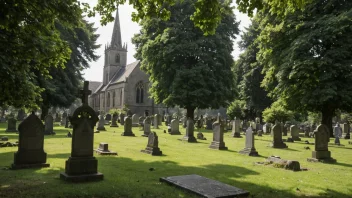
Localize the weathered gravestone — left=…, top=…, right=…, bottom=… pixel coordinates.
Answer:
left=105, top=114, right=111, bottom=125
left=94, top=143, right=117, bottom=155
left=60, top=81, right=103, bottom=182
left=197, top=132, right=206, bottom=140
left=141, top=132, right=162, bottom=156
left=307, top=124, right=336, bottom=163
left=61, top=112, right=67, bottom=126
left=131, top=114, right=139, bottom=127
left=121, top=116, right=135, bottom=136
left=290, top=125, right=301, bottom=141
left=180, top=118, right=197, bottom=142
left=44, top=114, right=56, bottom=135
left=153, top=114, right=160, bottom=129
left=110, top=114, right=119, bottom=127
left=333, top=123, right=342, bottom=145
left=169, top=119, right=181, bottom=135
left=209, top=115, right=228, bottom=150
left=55, top=113, right=61, bottom=122
left=270, top=124, right=288, bottom=148
left=239, top=126, right=259, bottom=156
left=165, top=115, right=172, bottom=126
left=142, top=117, right=151, bottom=137
left=341, top=123, right=350, bottom=139
left=231, top=118, right=242, bottom=138
left=282, top=123, right=288, bottom=136
left=160, top=174, right=250, bottom=198
left=17, top=109, right=26, bottom=121
left=6, top=118, right=18, bottom=132
left=96, top=115, right=106, bottom=131
left=119, top=113, right=125, bottom=125
left=182, top=116, right=187, bottom=128
left=11, top=112, right=50, bottom=169
left=157, top=114, right=162, bottom=125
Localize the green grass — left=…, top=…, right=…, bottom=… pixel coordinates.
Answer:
left=0, top=122, right=351, bottom=198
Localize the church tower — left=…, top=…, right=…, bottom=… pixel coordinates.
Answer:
left=103, top=8, right=127, bottom=85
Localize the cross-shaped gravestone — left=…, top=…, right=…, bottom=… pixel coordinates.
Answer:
left=80, top=81, right=91, bottom=105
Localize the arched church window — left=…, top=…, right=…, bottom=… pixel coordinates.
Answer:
left=115, top=54, right=120, bottom=63
left=113, top=91, right=116, bottom=107
left=107, top=92, right=110, bottom=107
left=136, top=81, right=144, bottom=104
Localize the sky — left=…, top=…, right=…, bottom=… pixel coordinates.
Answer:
left=83, top=1, right=251, bottom=82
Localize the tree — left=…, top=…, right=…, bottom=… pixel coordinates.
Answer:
left=258, top=0, right=352, bottom=136
left=0, top=0, right=83, bottom=108
left=91, top=0, right=310, bottom=35
left=132, top=0, right=239, bottom=119
left=36, top=19, right=100, bottom=119
left=262, top=100, right=294, bottom=123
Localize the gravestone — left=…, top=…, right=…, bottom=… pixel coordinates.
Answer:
left=165, top=115, right=172, bottom=126
left=160, top=175, right=250, bottom=198
left=282, top=123, right=288, bottom=136
left=142, top=117, right=151, bottom=137
left=55, top=113, right=61, bottom=122
left=169, top=119, right=181, bottom=135
left=290, top=125, right=301, bottom=141
left=61, top=112, right=68, bottom=126
left=110, top=114, right=119, bottom=127
left=153, top=114, right=159, bottom=129
left=44, top=114, right=55, bottom=135
left=121, top=116, right=135, bottom=136
left=105, top=114, right=112, bottom=121
left=17, top=109, right=26, bottom=121
left=270, top=124, right=288, bottom=148
left=141, top=132, right=162, bottom=156
left=197, top=132, right=206, bottom=140
left=182, top=116, right=187, bottom=128
left=333, top=123, right=342, bottom=145
left=60, top=81, right=103, bottom=182
left=139, top=116, right=145, bottom=127
left=157, top=114, right=162, bottom=125
left=307, top=124, right=336, bottom=163
left=239, top=126, right=259, bottom=156
left=120, top=113, right=125, bottom=125
left=94, top=143, right=117, bottom=155
left=180, top=118, right=197, bottom=142
left=231, top=118, right=241, bottom=138
left=132, top=114, right=139, bottom=127
left=11, top=112, right=50, bottom=169
left=205, top=119, right=213, bottom=130
left=251, top=122, right=257, bottom=132
left=65, top=117, right=70, bottom=128
left=5, top=118, right=18, bottom=132
left=341, top=123, right=350, bottom=139
left=209, top=115, right=228, bottom=150
left=96, top=115, right=106, bottom=131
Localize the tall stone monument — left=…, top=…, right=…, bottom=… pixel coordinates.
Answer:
left=60, top=81, right=103, bottom=182
left=180, top=118, right=197, bottom=142
left=121, top=116, right=135, bottom=136
left=239, top=126, right=258, bottom=156
left=231, top=118, right=241, bottom=138
left=209, top=114, right=228, bottom=150
left=142, top=117, right=151, bottom=137
left=307, top=124, right=336, bottom=163
left=270, top=124, right=288, bottom=148
left=11, top=112, right=50, bottom=169
left=153, top=114, right=159, bottom=129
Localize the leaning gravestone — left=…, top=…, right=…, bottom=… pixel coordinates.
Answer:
left=11, top=112, right=50, bottom=169
left=60, top=81, right=103, bottom=182
left=96, top=115, right=106, bottom=131
left=270, top=124, right=288, bottom=148
left=142, top=117, right=151, bottom=137
left=6, top=118, right=18, bottom=132
left=121, top=116, right=135, bottom=136
left=307, top=124, right=336, bottom=163
left=44, top=114, right=55, bottom=135
left=169, top=119, right=181, bottom=135
left=110, top=114, right=119, bottom=127
left=197, top=132, right=207, bottom=140
left=141, top=132, right=162, bottom=156
left=153, top=114, right=159, bottom=129
left=290, top=125, right=301, bottom=141
left=131, top=114, right=139, bottom=127
left=239, top=126, right=259, bottom=156
left=231, top=118, right=241, bottom=138
left=209, top=115, right=228, bottom=150
left=180, top=118, right=197, bottom=142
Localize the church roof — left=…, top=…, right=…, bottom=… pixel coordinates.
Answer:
left=101, top=61, right=140, bottom=92
left=88, top=81, right=102, bottom=94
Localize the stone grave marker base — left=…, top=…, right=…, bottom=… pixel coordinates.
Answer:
left=160, top=174, right=249, bottom=198
left=96, top=126, right=106, bottom=131
left=232, top=133, right=242, bottom=138
left=209, top=141, right=228, bottom=150
left=60, top=172, right=104, bottom=182
left=270, top=142, right=288, bottom=148
left=179, top=136, right=197, bottom=143
left=307, top=158, right=336, bottom=163
left=5, top=129, right=18, bottom=133
left=239, top=148, right=259, bottom=156
left=94, top=149, right=117, bottom=155
left=169, top=131, right=181, bottom=135
left=61, top=157, right=103, bottom=182
left=110, top=125, right=118, bottom=127
left=121, top=132, right=135, bottom=136
left=11, top=163, right=50, bottom=170
left=141, top=147, right=162, bottom=156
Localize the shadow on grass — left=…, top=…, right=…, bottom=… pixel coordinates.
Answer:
left=326, top=162, right=352, bottom=169
left=0, top=151, right=351, bottom=198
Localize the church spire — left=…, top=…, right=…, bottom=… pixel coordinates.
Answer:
left=110, top=9, right=122, bottom=48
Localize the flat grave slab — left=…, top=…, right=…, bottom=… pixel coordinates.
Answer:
left=160, top=174, right=249, bottom=198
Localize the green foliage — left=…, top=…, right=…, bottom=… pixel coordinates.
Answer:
left=262, top=100, right=294, bottom=123
left=340, top=112, right=352, bottom=124
left=132, top=0, right=239, bottom=117
left=307, top=112, right=321, bottom=125
left=90, top=0, right=309, bottom=35
left=109, top=108, right=121, bottom=115
left=227, top=100, right=247, bottom=120
left=0, top=0, right=83, bottom=108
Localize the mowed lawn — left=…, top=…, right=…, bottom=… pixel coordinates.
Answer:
left=0, top=122, right=351, bottom=198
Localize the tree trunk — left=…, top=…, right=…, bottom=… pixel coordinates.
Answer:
left=186, top=107, right=195, bottom=120
left=41, top=105, right=49, bottom=121
left=321, top=106, right=334, bottom=139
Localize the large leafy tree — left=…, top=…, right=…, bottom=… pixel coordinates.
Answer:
left=259, top=0, right=352, bottom=136
left=132, top=0, right=239, bottom=119
left=36, top=20, right=100, bottom=119
left=92, top=0, right=310, bottom=34
left=0, top=0, right=82, bottom=108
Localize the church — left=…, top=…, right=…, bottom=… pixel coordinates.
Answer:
left=88, top=9, right=159, bottom=116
